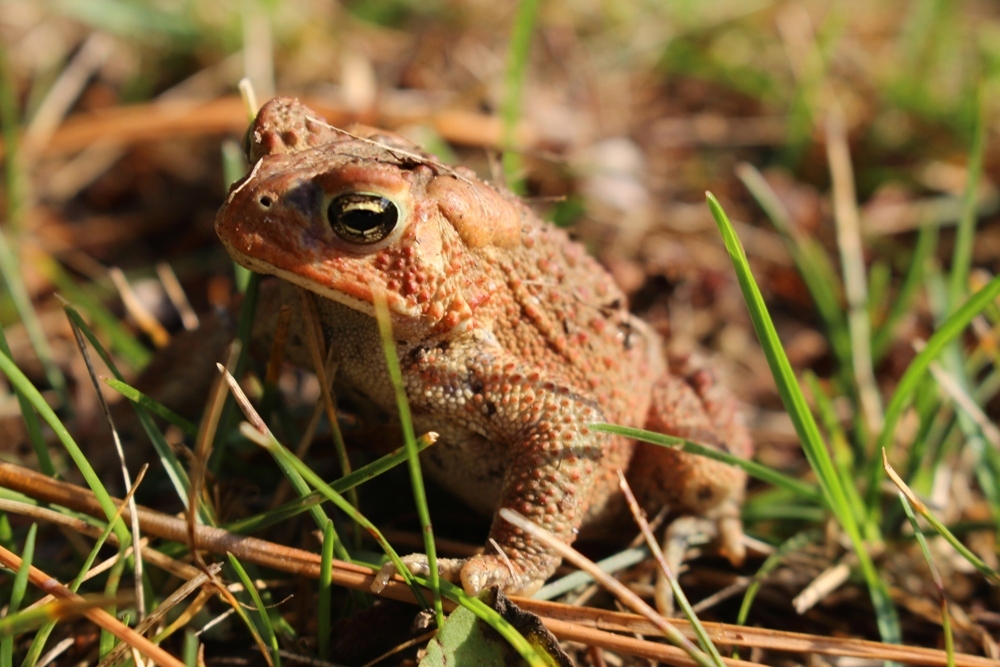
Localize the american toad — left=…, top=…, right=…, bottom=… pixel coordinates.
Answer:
left=216, top=98, right=751, bottom=596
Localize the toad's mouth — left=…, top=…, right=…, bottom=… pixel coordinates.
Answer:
left=218, top=238, right=422, bottom=320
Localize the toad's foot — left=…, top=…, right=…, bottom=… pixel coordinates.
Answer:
left=655, top=501, right=746, bottom=614
left=371, top=555, right=465, bottom=594
left=371, top=552, right=547, bottom=596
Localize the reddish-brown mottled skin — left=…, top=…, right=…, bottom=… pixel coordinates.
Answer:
left=216, top=98, right=752, bottom=595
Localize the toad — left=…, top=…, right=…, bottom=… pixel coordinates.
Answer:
left=215, top=97, right=751, bottom=596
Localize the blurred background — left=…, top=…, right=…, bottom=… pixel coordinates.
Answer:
left=1, top=0, right=999, bottom=663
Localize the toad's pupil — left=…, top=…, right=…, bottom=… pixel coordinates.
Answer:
left=343, top=208, right=382, bottom=233
left=328, top=193, right=398, bottom=244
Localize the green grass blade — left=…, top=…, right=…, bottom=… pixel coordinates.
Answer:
left=590, top=422, right=823, bottom=504
left=947, top=83, right=986, bottom=311
left=734, top=530, right=819, bottom=658
left=229, top=416, right=344, bottom=551
left=886, top=454, right=1000, bottom=586
left=1, top=551, right=33, bottom=630
left=922, top=266, right=1000, bottom=521
left=318, top=520, right=334, bottom=661
left=896, top=0, right=950, bottom=107
left=500, top=0, right=538, bottom=191
left=706, top=192, right=900, bottom=645
left=872, top=222, right=937, bottom=361
left=63, top=304, right=194, bottom=514
left=224, top=434, right=436, bottom=534
left=535, top=547, right=651, bottom=600
left=210, top=271, right=261, bottom=474
left=0, top=323, right=52, bottom=475
left=0, top=45, right=69, bottom=410
left=898, top=494, right=956, bottom=666
left=220, top=372, right=359, bottom=569
left=53, top=0, right=200, bottom=39
left=736, top=163, right=854, bottom=399
left=741, top=493, right=826, bottom=522
left=222, top=140, right=253, bottom=292
left=103, top=377, right=199, bottom=438
left=1, top=524, right=34, bottom=667
left=48, top=265, right=151, bottom=370
left=98, top=548, right=126, bottom=658
left=873, top=272, right=1000, bottom=499
left=0, top=349, right=130, bottom=546
left=933, top=86, right=1000, bottom=531
left=803, top=372, right=868, bottom=528
left=183, top=630, right=199, bottom=667
left=226, top=554, right=281, bottom=667
left=0, top=596, right=120, bottom=639
left=21, top=489, right=129, bottom=667
left=238, top=422, right=426, bottom=607
left=373, top=292, right=443, bottom=627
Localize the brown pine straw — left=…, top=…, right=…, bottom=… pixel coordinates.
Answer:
left=0, top=460, right=992, bottom=667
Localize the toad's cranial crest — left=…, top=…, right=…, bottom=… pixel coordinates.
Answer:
left=216, top=97, right=752, bottom=596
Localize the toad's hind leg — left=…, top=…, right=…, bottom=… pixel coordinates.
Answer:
left=626, top=355, right=752, bottom=573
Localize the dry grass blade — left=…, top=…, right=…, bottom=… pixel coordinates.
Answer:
left=241, top=8, right=275, bottom=103
left=0, top=546, right=185, bottom=667
left=34, top=636, right=74, bottom=667
left=98, top=564, right=224, bottom=667
left=359, top=630, right=437, bottom=667
left=927, top=356, right=1000, bottom=448
left=0, top=596, right=125, bottom=635
left=155, top=262, right=199, bottom=331
left=108, top=266, right=170, bottom=349
left=187, top=341, right=239, bottom=553
left=31, top=463, right=146, bottom=612
left=238, top=77, right=260, bottom=119
left=20, top=33, right=115, bottom=162
left=882, top=451, right=1000, bottom=587
left=264, top=304, right=293, bottom=386
left=497, top=507, right=721, bottom=667
left=826, top=110, right=884, bottom=433
left=297, top=288, right=356, bottom=506
left=616, top=472, right=722, bottom=642
left=67, top=309, right=148, bottom=621
left=186, top=345, right=276, bottom=667
left=792, top=558, right=853, bottom=614
left=532, top=597, right=998, bottom=667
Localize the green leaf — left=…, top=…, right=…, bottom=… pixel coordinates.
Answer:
left=421, top=588, right=570, bottom=667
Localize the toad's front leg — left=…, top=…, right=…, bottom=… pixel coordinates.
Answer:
left=396, top=339, right=610, bottom=596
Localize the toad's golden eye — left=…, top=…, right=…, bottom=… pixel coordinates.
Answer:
left=327, top=193, right=399, bottom=245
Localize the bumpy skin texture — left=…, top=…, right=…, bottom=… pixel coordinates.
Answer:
left=216, top=98, right=752, bottom=595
